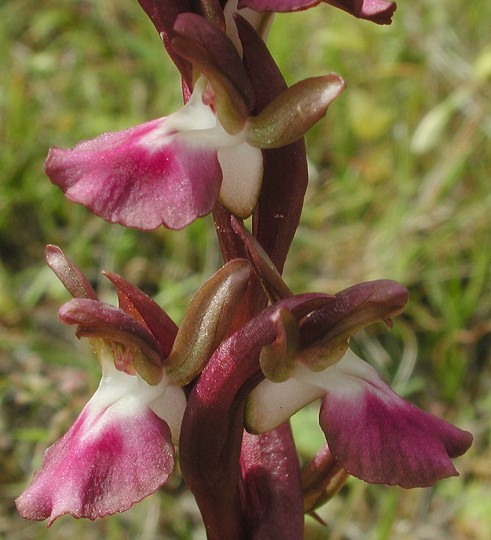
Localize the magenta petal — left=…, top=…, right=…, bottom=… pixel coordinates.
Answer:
left=46, top=118, right=222, bottom=230
left=16, top=380, right=174, bottom=524
left=317, top=353, right=473, bottom=488
left=326, top=0, right=396, bottom=24
left=240, top=0, right=396, bottom=25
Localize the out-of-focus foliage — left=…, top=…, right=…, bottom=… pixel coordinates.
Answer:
left=1, top=0, right=489, bottom=538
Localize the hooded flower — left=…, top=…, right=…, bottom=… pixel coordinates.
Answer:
left=15, top=343, right=178, bottom=525
left=16, top=246, right=185, bottom=524
left=16, top=246, right=252, bottom=525
left=45, top=13, right=343, bottom=231
left=45, top=78, right=261, bottom=231
left=246, top=280, right=473, bottom=489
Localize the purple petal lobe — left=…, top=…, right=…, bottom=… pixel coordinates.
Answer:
left=315, top=351, right=472, bottom=488
left=46, top=117, right=222, bottom=231
left=327, top=0, right=396, bottom=24
left=16, top=364, right=174, bottom=524
left=240, top=0, right=396, bottom=25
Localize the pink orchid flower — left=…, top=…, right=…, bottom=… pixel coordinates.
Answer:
left=15, top=343, right=180, bottom=525
left=45, top=13, right=343, bottom=231
left=46, top=78, right=263, bottom=231
left=16, top=246, right=184, bottom=524
left=16, top=246, right=252, bottom=526
left=246, top=280, right=473, bottom=488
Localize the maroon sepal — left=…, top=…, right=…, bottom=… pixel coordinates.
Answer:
left=45, top=245, right=98, bottom=300
left=301, top=444, right=349, bottom=514
left=103, top=272, right=178, bottom=358
left=173, top=13, right=255, bottom=132
left=137, top=0, right=196, bottom=94
left=240, top=423, right=304, bottom=539
left=179, top=293, right=331, bottom=539
left=237, top=16, right=308, bottom=273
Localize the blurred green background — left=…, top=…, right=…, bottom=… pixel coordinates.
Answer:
left=1, top=0, right=490, bottom=538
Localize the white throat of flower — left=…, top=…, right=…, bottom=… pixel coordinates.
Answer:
left=93, top=346, right=186, bottom=445
left=173, top=78, right=264, bottom=218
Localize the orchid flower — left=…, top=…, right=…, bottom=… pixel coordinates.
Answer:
left=240, top=0, right=397, bottom=25
left=46, top=13, right=343, bottom=231
left=15, top=342, right=179, bottom=525
left=245, top=280, right=473, bottom=489
left=16, top=246, right=251, bottom=525
left=15, top=246, right=184, bottom=524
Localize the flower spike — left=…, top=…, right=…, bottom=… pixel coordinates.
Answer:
left=20, top=0, right=475, bottom=533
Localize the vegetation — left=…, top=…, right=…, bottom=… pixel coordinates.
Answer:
left=1, top=0, right=489, bottom=537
